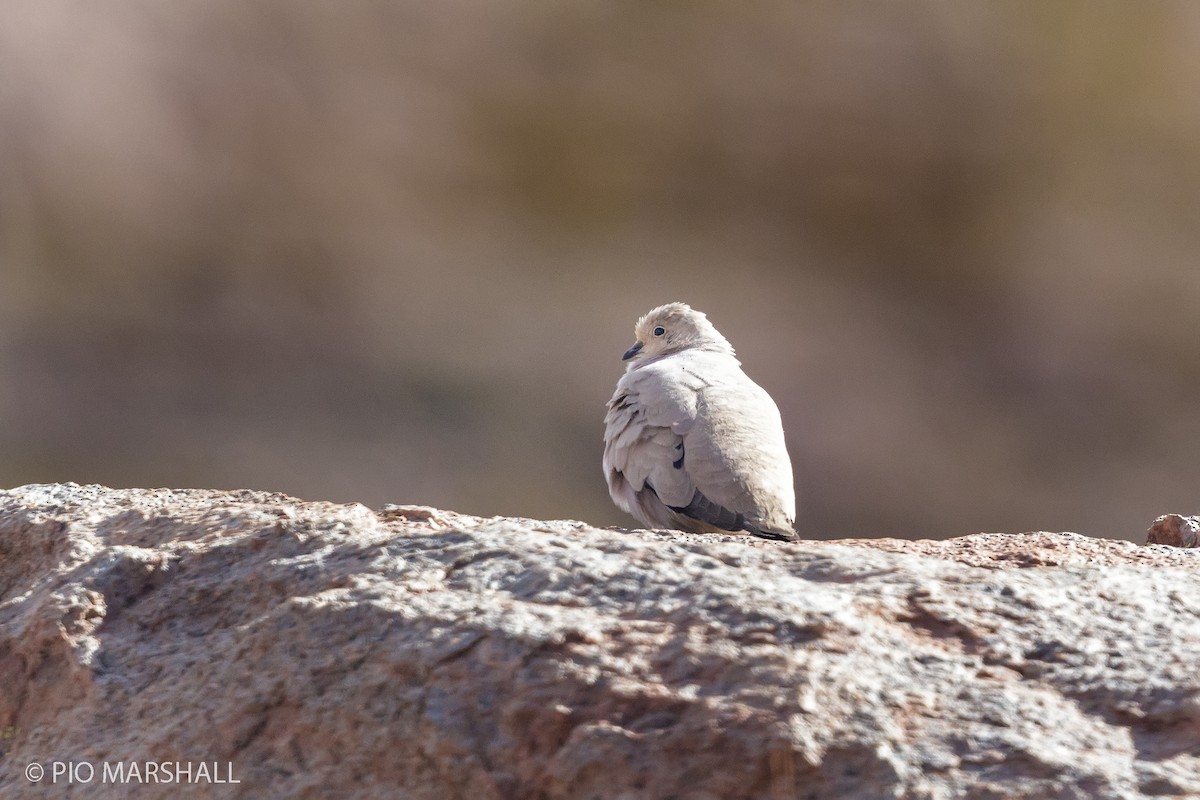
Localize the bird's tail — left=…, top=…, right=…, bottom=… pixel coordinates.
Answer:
left=744, top=521, right=799, bottom=542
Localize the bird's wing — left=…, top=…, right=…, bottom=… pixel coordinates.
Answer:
left=604, top=352, right=795, bottom=540
left=667, top=353, right=797, bottom=534
left=603, top=360, right=699, bottom=516
left=676, top=364, right=796, bottom=525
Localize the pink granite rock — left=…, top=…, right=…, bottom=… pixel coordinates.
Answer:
left=2, top=484, right=1199, bottom=799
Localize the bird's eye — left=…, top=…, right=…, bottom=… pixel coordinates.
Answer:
left=653, top=326, right=665, bottom=336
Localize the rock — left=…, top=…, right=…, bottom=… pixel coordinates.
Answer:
left=1147, top=514, right=1200, bottom=548
left=2, top=484, right=1200, bottom=799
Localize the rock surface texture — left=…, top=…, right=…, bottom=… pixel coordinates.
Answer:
left=1147, top=514, right=1200, bottom=548
left=1, top=484, right=1199, bottom=799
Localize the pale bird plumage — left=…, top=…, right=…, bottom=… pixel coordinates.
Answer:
left=603, top=302, right=797, bottom=541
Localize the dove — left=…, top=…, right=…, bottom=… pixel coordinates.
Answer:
left=603, top=302, right=797, bottom=541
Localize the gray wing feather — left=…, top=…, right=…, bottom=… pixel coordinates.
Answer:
left=604, top=351, right=796, bottom=539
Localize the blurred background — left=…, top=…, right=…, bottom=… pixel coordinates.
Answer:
left=2, top=1, right=1198, bottom=541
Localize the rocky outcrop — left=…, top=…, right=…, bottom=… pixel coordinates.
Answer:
left=1, top=484, right=1199, bottom=799
left=1147, top=514, right=1200, bottom=548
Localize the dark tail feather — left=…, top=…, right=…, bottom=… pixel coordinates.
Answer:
left=668, top=489, right=797, bottom=542
left=743, top=521, right=798, bottom=542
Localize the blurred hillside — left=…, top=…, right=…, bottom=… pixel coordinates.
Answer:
left=2, top=1, right=1199, bottom=540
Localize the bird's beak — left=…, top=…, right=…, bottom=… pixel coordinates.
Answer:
left=622, top=341, right=644, bottom=360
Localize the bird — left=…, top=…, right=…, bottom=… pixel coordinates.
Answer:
left=603, top=302, right=797, bottom=541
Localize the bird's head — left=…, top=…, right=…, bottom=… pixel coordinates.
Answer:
left=623, top=302, right=735, bottom=362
